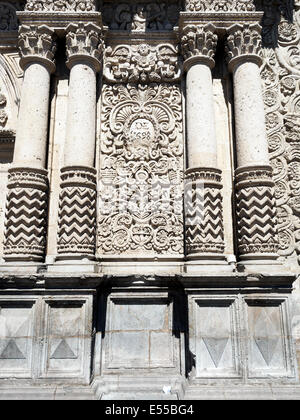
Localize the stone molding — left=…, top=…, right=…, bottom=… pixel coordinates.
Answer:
left=184, top=167, right=225, bottom=257
left=104, top=43, right=181, bottom=84
left=180, top=23, right=217, bottom=71
left=25, top=0, right=96, bottom=12
left=65, top=22, right=103, bottom=71
left=226, top=23, right=263, bottom=71
left=18, top=24, right=57, bottom=72
left=184, top=0, right=256, bottom=12
left=57, top=166, right=97, bottom=258
left=3, top=167, right=49, bottom=261
left=235, top=165, right=279, bottom=259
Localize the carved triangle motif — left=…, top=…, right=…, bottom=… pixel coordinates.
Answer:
left=202, top=337, right=228, bottom=368
left=253, top=309, right=279, bottom=366
left=0, top=339, right=25, bottom=359
left=50, top=339, right=77, bottom=359
left=254, top=336, right=279, bottom=366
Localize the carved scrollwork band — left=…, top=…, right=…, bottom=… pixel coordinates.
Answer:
left=226, top=23, right=263, bottom=71
left=18, top=24, right=57, bottom=72
left=57, top=166, right=97, bottom=258
left=65, top=22, right=103, bottom=70
left=181, top=23, right=217, bottom=70
left=235, top=165, right=279, bottom=259
left=25, top=0, right=96, bottom=12
left=185, top=167, right=225, bottom=257
left=3, top=167, right=49, bottom=261
left=185, top=0, right=255, bottom=12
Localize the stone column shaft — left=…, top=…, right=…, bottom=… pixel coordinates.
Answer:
left=57, top=23, right=102, bottom=259
left=4, top=24, right=56, bottom=261
left=227, top=24, right=279, bottom=260
left=181, top=24, right=224, bottom=259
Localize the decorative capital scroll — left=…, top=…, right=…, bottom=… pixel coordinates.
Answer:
left=25, top=0, right=96, bottom=12
left=18, top=24, right=57, bottom=72
left=66, top=22, right=103, bottom=71
left=180, top=24, right=217, bottom=71
left=184, top=0, right=255, bottom=12
left=4, top=167, right=49, bottom=262
left=226, top=23, right=262, bottom=71
left=104, top=43, right=181, bottom=84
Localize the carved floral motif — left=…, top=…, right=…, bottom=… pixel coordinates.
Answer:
left=101, top=1, right=181, bottom=31
left=226, top=23, right=262, bottom=65
left=104, top=43, right=180, bottom=83
left=181, top=24, right=217, bottom=65
left=25, top=0, right=96, bottom=12
left=185, top=0, right=255, bottom=11
left=98, top=83, right=184, bottom=256
left=66, top=22, right=103, bottom=65
left=260, top=5, right=300, bottom=260
left=0, top=2, right=21, bottom=31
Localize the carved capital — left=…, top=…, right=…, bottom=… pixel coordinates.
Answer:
left=185, top=0, right=255, bottom=12
left=66, top=22, right=103, bottom=71
left=181, top=24, right=217, bottom=71
left=25, top=0, right=96, bottom=12
left=226, top=24, right=262, bottom=71
left=18, top=24, right=57, bottom=72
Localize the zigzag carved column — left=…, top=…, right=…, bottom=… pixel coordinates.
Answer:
left=57, top=23, right=103, bottom=259
left=181, top=24, right=225, bottom=259
left=227, top=24, right=279, bottom=261
left=4, top=25, right=56, bottom=261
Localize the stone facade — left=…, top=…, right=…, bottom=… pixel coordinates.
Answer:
left=0, top=0, right=300, bottom=400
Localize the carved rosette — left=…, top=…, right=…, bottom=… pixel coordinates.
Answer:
left=185, top=0, right=255, bottom=11
left=3, top=167, right=48, bottom=261
left=181, top=24, right=217, bottom=70
left=25, top=0, right=96, bottom=12
left=66, top=22, right=103, bottom=70
left=235, top=166, right=279, bottom=259
left=184, top=168, right=224, bottom=257
left=226, top=24, right=262, bottom=71
left=18, top=24, right=57, bottom=72
left=57, top=166, right=97, bottom=258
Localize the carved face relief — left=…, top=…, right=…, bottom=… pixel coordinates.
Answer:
left=98, top=83, right=184, bottom=256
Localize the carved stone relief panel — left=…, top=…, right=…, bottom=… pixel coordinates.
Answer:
left=25, top=0, right=96, bottom=12
left=97, top=81, right=184, bottom=257
left=101, top=0, right=182, bottom=31
left=188, top=296, right=241, bottom=378
left=244, top=297, right=296, bottom=378
left=103, top=293, right=179, bottom=372
left=0, top=1, right=25, bottom=32
left=184, top=0, right=255, bottom=12
left=261, top=4, right=300, bottom=261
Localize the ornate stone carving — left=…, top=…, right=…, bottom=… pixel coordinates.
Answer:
left=57, top=166, right=97, bottom=258
left=98, top=83, right=184, bottom=256
left=235, top=166, right=279, bottom=258
left=3, top=167, right=48, bottom=261
left=101, top=0, right=181, bottom=31
left=25, top=0, right=96, bottom=12
left=181, top=24, right=217, bottom=69
left=0, top=2, right=21, bottom=31
left=260, top=4, right=300, bottom=260
left=185, top=0, right=255, bottom=11
left=104, top=43, right=181, bottom=83
left=226, top=23, right=262, bottom=69
left=184, top=168, right=224, bottom=256
left=0, top=86, right=8, bottom=128
left=66, top=22, right=103, bottom=68
left=18, top=24, right=57, bottom=70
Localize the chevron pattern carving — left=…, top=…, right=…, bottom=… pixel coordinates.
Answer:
left=235, top=165, right=279, bottom=258
left=184, top=168, right=224, bottom=257
left=57, top=166, right=97, bottom=258
left=3, top=167, right=48, bottom=261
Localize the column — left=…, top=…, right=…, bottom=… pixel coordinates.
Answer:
left=227, top=23, right=279, bottom=261
left=4, top=24, right=56, bottom=261
left=181, top=24, right=224, bottom=259
left=57, top=23, right=102, bottom=259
